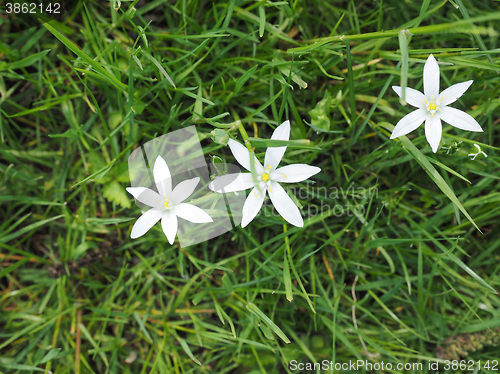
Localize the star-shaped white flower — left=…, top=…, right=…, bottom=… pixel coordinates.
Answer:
left=126, top=156, right=213, bottom=243
left=391, top=54, right=483, bottom=153
left=209, top=120, right=320, bottom=228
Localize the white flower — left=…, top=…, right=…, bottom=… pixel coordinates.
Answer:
left=391, top=54, right=483, bottom=153
left=209, top=120, right=321, bottom=228
left=126, top=156, right=213, bottom=243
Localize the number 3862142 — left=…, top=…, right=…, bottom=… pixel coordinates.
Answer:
left=4, top=3, right=61, bottom=14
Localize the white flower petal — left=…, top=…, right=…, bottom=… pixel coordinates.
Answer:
left=153, top=156, right=172, bottom=197
left=130, top=208, right=163, bottom=239
left=241, top=187, right=266, bottom=228
left=392, top=86, right=426, bottom=108
left=425, top=116, right=442, bottom=153
left=273, top=164, right=321, bottom=183
left=171, top=177, right=200, bottom=204
left=161, top=210, right=178, bottom=244
left=209, top=173, right=254, bottom=193
left=264, top=120, right=290, bottom=170
left=228, top=139, right=263, bottom=173
left=268, top=182, right=303, bottom=227
left=126, top=187, right=162, bottom=208
left=390, top=108, right=427, bottom=139
left=174, top=203, right=213, bottom=223
left=439, top=80, right=473, bottom=107
left=439, top=106, right=483, bottom=132
left=271, top=120, right=291, bottom=141
left=423, top=54, right=440, bottom=98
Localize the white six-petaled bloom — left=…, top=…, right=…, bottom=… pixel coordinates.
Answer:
left=209, top=120, right=321, bottom=228
left=126, top=156, right=213, bottom=243
left=391, top=54, right=483, bottom=153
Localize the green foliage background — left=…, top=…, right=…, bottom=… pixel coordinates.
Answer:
left=1, top=0, right=499, bottom=373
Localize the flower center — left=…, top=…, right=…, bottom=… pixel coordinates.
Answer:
left=262, top=173, right=270, bottom=182
left=424, top=97, right=443, bottom=118
left=164, top=200, right=170, bottom=208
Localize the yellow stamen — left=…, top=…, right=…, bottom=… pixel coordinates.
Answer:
left=428, top=103, right=437, bottom=111
left=266, top=165, right=272, bottom=171
left=262, top=173, right=270, bottom=182
left=281, top=173, right=287, bottom=179
left=164, top=200, right=169, bottom=208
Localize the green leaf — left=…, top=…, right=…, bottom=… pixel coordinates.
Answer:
left=6, top=49, right=51, bottom=70
left=177, top=336, right=202, bottom=365
left=258, top=6, right=265, bottom=38
left=0, top=258, right=30, bottom=279
left=283, top=250, right=293, bottom=302
left=141, top=49, right=176, bottom=88
left=247, top=137, right=320, bottom=149
left=72, top=161, right=115, bottom=188
left=177, top=87, right=215, bottom=105
left=308, top=91, right=333, bottom=132
left=8, top=93, right=84, bottom=117
left=345, top=37, right=356, bottom=122
left=0, top=363, right=47, bottom=372
left=234, top=64, right=258, bottom=96
left=85, top=217, right=134, bottom=225
left=0, top=215, right=64, bottom=244
left=114, top=162, right=131, bottom=183
left=103, top=181, right=131, bottom=208
left=280, top=67, right=308, bottom=89
left=287, top=249, right=316, bottom=313
left=218, top=306, right=236, bottom=338
left=87, top=152, right=107, bottom=175
left=397, top=29, right=410, bottom=105
left=192, top=85, right=203, bottom=121
left=133, top=311, right=153, bottom=344
left=428, top=158, right=471, bottom=184
left=38, top=348, right=62, bottom=364
left=394, top=128, right=480, bottom=231
left=247, top=303, right=291, bottom=344
left=48, top=128, right=78, bottom=139
left=42, top=22, right=128, bottom=93
left=439, top=245, right=497, bottom=293
left=258, top=323, right=275, bottom=340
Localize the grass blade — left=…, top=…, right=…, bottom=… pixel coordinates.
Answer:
left=42, top=22, right=128, bottom=93
left=395, top=132, right=480, bottom=231
left=247, top=303, right=291, bottom=344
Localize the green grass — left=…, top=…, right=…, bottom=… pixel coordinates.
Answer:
left=1, top=0, right=500, bottom=373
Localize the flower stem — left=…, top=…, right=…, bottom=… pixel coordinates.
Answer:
left=288, top=14, right=500, bottom=53
left=232, top=116, right=263, bottom=195
left=235, top=120, right=252, bottom=152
